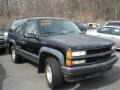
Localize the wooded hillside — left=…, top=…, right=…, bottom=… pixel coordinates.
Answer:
left=0, top=0, right=120, bottom=29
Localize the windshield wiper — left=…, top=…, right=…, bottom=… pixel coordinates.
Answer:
left=42, top=31, right=81, bottom=35
left=42, top=32, right=57, bottom=34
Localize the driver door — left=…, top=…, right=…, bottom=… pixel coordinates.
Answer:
left=23, top=20, right=41, bottom=55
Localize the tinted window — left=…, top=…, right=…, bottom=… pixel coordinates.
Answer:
left=111, top=28, right=120, bottom=36
left=98, top=27, right=111, bottom=34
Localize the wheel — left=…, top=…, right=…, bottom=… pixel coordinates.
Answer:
left=45, top=57, right=63, bottom=89
left=11, top=45, right=22, bottom=63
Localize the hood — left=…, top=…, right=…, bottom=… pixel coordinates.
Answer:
left=46, top=34, right=114, bottom=50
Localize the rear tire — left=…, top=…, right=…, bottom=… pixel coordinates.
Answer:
left=45, top=57, right=63, bottom=89
left=11, top=45, right=22, bottom=63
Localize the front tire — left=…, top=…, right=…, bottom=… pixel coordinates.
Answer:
left=45, top=57, right=63, bottom=89
left=11, top=45, right=22, bottom=63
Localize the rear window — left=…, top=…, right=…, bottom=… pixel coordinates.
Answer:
left=89, top=24, right=93, bottom=27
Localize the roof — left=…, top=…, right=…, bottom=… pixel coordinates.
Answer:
left=104, top=21, right=120, bottom=25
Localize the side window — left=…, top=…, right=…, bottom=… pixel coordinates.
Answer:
left=97, top=27, right=111, bottom=34
left=111, top=28, right=120, bottom=36
left=24, top=20, right=38, bottom=36
left=16, top=24, right=25, bottom=35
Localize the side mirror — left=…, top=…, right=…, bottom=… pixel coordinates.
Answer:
left=24, top=33, right=37, bottom=38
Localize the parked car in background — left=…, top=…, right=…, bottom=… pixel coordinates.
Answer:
left=104, top=21, right=120, bottom=27
left=74, top=21, right=90, bottom=33
left=88, top=23, right=101, bottom=29
left=10, top=17, right=117, bottom=89
left=0, top=31, right=7, bottom=52
left=87, top=26, right=120, bottom=49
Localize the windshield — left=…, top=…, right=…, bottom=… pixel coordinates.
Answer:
left=39, top=19, right=82, bottom=35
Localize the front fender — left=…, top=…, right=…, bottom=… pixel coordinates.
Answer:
left=39, top=47, right=65, bottom=66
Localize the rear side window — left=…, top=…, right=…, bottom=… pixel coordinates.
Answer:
left=11, top=20, right=27, bottom=30
left=98, top=27, right=111, bottom=34
left=111, top=28, right=120, bottom=36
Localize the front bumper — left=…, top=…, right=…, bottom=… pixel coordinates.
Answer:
left=61, top=56, right=118, bottom=82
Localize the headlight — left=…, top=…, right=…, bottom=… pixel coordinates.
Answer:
left=72, top=51, right=86, bottom=56
left=66, top=50, right=86, bottom=66
left=66, top=50, right=86, bottom=59
left=112, top=45, right=116, bottom=50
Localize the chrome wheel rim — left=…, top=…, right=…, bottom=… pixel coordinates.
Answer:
left=11, top=48, right=15, bottom=61
left=46, top=65, right=52, bottom=83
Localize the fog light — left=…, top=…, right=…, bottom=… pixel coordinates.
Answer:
left=72, top=60, right=86, bottom=65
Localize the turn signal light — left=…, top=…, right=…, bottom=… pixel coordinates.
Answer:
left=66, top=59, right=72, bottom=66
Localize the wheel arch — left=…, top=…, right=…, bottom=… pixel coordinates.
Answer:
left=38, top=47, right=65, bottom=73
left=9, top=39, right=16, bottom=53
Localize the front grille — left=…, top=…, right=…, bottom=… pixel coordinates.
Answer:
left=0, top=40, right=5, bottom=45
left=86, top=54, right=111, bottom=63
left=87, top=47, right=111, bottom=55
left=86, top=46, right=112, bottom=63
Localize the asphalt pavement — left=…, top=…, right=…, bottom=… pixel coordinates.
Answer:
left=0, top=50, right=120, bottom=90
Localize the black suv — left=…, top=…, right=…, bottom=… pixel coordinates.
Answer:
left=9, top=17, right=118, bottom=89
